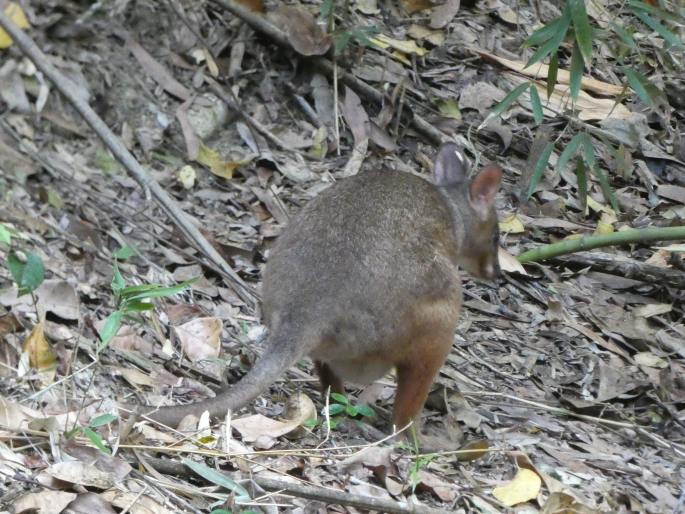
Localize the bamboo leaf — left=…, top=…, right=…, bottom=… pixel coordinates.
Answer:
left=556, top=133, right=584, bottom=173
left=632, top=9, right=684, bottom=48
left=569, top=0, right=593, bottom=64
left=569, top=41, right=584, bottom=102
left=527, top=142, right=555, bottom=199
left=592, top=165, right=619, bottom=212
left=490, top=82, right=530, bottom=117
left=610, top=22, right=638, bottom=50
left=624, top=68, right=664, bottom=109
left=529, top=84, right=544, bottom=124
left=524, top=15, right=567, bottom=47
left=576, top=159, right=588, bottom=213
left=547, top=53, right=559, bottom=99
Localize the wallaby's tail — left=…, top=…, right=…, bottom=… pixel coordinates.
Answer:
left=134, top=332, right=309, bottom=427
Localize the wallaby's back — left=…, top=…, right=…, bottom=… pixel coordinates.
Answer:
left=262, top=170, right=464, bottom=365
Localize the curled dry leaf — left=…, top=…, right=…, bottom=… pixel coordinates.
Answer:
left=174, top=316, right=222, bottom=362
left=492, top=468, right=542, bottom=507
left=269, top=6, right=331, bottom=56
left=22, top=317, right=56, bottom=372
left=455, top=439, right=490, bottom=462
left=232, top=392, right=316, bottom=442
left=498, top=248, right=527, bottom=275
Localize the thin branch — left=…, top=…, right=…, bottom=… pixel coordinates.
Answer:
left=140, top=456, right=448, bottom=514
left=0, top=11, right=257, bottom=308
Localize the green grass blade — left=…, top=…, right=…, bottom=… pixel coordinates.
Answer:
left=183, top=459, right=251, bottom=500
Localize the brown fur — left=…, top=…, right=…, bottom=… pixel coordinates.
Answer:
left=131, top=143, right=502, bottom=432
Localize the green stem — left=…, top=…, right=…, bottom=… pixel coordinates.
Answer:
left=517, top=226, right=685, bottom=263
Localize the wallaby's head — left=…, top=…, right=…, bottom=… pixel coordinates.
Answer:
left=433, top=143, right=502, bottom=281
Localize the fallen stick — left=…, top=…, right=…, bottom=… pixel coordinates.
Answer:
left=141, top=456, right=449, bottom=514
left=0, top=11, right=257, bottom=308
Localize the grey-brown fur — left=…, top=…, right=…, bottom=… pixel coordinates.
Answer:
left=135, top=143, right=501, bottom=429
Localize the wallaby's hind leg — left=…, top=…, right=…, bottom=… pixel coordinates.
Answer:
left=315, top=361, right=344, bottom=395
left=392, top=331, right=454, bottom=436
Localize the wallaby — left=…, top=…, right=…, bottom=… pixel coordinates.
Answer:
left=131, top=142, right=502, bottom=434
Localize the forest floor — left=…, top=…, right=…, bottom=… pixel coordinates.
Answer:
left=0, top=0, right=684, bottom=513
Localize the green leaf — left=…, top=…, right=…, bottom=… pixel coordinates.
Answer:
left=330, top=392, right=348, bottom=405
left=524, top=15, right=568, bottom=47
left=610, top=23, right=638, bottom=50
left=210, top=510, right=233, bottom=514
left=547, top=53, right=559, bottom=99
left=99, top=311, right=123, bottom=347
left=525, top=10, right=571, bottom=68
left=90, top=413, right=117, bottom=427
left=632, top=9, right=684, bottom=48
left=122, top=300, right=155, bottom=313
left=569, top=40, right=584, bottom=102
left=526, top=142, right=555, bottom=200
left=576, top=159, right=588, bottom=213
left=327, top=403, right=345, bottom=416
left=345, top=404, right=358, bottom=417
left=529, top=85, right=544, bottom=124
left=113, top=245, right=136, bottom=260
left=111, top=264, right=126, bottom=295
left=183, top=458, right=251, bottom=500
left=121, top=278, right=197, bottom=304
left=8, top=252, right=45, bottom=296
left=356, top=404, right=375, bottom=418
left=303, top=418, right=319, bottom=428
left=624, top=68, right=663, bottom=109
left=580, top=133, right=596, bottom=169
left=320, top=0, right=334, bottom=19
left=556, top=133, right=585, bottom=173
left=334, top=31, right=353, bottom=54
left=82, top=427, right=111, bottom=454
left=0, top=224, right=11, bottom=245
left=592, top=165, right=619, bottom=212
left=488, top=82, right=530, bottom=121
left=569, top=0, right=593, bottom=64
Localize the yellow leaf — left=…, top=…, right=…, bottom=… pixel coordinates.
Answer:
left=499, top=213, right=525, bottom=234
left=493, top=468, right=541, bottom=507
left=593, top=212, right=614, bottom=235
left=196, top=142, right=251, bottom=179
left=0, top=3, right=30, bottom=49
left=22, top=318, right=56, bottom=371
left=369, top=34, right=427, bottom=56
left=438, top=99, right=462, bottom=120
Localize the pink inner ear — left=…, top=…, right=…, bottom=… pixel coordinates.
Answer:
left=470, top=165, right=502, bottom=206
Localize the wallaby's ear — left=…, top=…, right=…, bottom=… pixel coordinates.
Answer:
left=469, top=165, right=502, bottom=212
left=433, top=143, right=468, bottom=186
